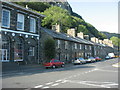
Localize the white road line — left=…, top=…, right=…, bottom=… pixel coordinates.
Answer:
left=45, top=82, right=54, bottom=85
left=98, top=69, right=118, bottom=73
left=34, top=85, right=43, bottom=88
left=67, top=80, right=118, bottom=88
left=61, top=80, right=68, bottom=83
left=51, top=83, right=59, bottom=86
left=42, top=86, right=49, bottom=89
left=55, top=80, right=62, bottom=82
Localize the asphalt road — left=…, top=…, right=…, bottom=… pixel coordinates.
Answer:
left=2, top=58, right=119, bottom=89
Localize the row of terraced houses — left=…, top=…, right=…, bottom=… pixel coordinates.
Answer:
left=1, top=2, right=118, bottom=66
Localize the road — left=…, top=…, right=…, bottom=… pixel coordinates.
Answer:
left=2, top=58, right=119, bottom=89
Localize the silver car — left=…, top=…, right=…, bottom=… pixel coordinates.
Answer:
left=73, top=59, right=82, bottom=65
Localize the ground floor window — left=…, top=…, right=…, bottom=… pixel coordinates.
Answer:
left=28, top=47, right=35, bottom=56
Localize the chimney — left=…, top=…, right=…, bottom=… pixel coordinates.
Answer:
left=77, top=32, right=84, bottom=39
left=67, top=28, right=76, bottom=37
left=91, top=37, right=96, bottom=43
left=96, top=38, right=99, bottom=43
left=84, top=35, right=90, bottom=40
left=52, top=23, right=61, bottom=32
left=26, top=5, right=29, bottom=9
left=99, top=40, right=103, bottom=44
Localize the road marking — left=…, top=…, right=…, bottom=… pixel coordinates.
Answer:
left=42, top=86, right=49, bottom=89
left=112, top=63, right=120, bottom=67
left=66, top=80, right=118, bottom=88
left=51, top=83, right=59, bottom=86
left=45, top=82, right=54, bottom=85
left=98, top=69, right=118, bottom=73
left=55, top=80, right=62, bottom=82
left=34, top=85, right=43, bottom=88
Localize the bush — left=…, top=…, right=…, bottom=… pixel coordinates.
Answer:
left=44, top=38, right=56, bottom=62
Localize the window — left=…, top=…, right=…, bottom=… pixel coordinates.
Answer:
left=28, top=47, right=35, bottom=56
left=30, top=17, right=36, bottom=33
left=57, top=40, right=60, bottom=48
left=80, top=44, right=82, bottom=49
left=85, top=45, right=87, bottom=50
left=2, top=9, right=10, bottom=28
left=89, top=46, right=92, bottom=50
left=75, top=43, right=77, bottom=49
left=65, top=41, right=68, bottom=49
left=17, top=13, right=24, bottom=30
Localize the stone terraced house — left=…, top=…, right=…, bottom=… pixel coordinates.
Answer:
left=1, top=1, right=44, bottom=65
left=1, top=1, right=116, bottom=67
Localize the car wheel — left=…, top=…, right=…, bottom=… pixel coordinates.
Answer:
left=52, top=65, right=56, bottom=69
left=46, top=67, right=48, bottom=69
left=61, top=64, right=64, bottom=67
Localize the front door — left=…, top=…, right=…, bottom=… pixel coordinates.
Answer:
left=1, top=49, right=9, bottom=62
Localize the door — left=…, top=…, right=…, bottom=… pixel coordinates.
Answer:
left=1, top=49, right=8, bottom=62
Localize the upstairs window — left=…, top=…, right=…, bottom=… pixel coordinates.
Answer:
left=65, top=41, right=68, bottom=49
left=75, top=43, right=77, bottom=49
left=17, top=13, right=24, bottom=30
left=89, top=46, right=92, bottom=50
left=2, top=9, right=10, bottom=28
left=85, top=45, right=87, bottom=50
left=30, top=17, right=36, bottom=33
left=57, top=40, right=60, bottom=48
left=80, top=44, right=82, bottom=49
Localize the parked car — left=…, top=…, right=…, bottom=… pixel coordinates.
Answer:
left=105, top=56, right=111, bottom=60
left=95, top=57, right=102, bottom=61
left=78, top=57, right=86, bottom=64
left=43, top=59, right=65, bottom=69
left=87, top=57, right=96, bottom=62
left=73, top=58, right=82, bottom=65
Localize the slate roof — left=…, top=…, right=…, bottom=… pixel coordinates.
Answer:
left=42, top=27, right=93, bottom=45
left=2, top=1, right=45, bottom=18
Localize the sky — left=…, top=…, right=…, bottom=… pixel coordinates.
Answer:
left=67, top=0, right=119, bottom=34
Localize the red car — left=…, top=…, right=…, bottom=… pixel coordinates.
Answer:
left=43, top=59, right=65, bottom=69
left=95, top=57, right=102, bottom=61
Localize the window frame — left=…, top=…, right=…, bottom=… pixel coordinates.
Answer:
left=80, top=44, right=82, bottom=49
left=30, top=17, right=36, bottom=33
left=2, top=9, right=10, bottom=28
left=28, top=47, right=35, bottom=56
left=57, top=40, right=60, bottom=48
left=17, top=13, right=24, bottom=30
left=75, top=43, right=77, bottom=49
left=65, top=41, right=68, bottom=49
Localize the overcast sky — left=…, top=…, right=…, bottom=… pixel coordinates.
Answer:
left=67, top=0, right=119, bottom=34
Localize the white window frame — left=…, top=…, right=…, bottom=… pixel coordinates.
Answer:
left=75, top=43, right=77, bottom=49
left=17, top=13, right=24, bottom=30
left=30, top=17, right=36, bottom=33
left=29, top=47, right=35, bottom=56
left=65, top=41, right=68, bottom=49
left=85, top=45, right=87, bottom=50
left=2, top=9, right=10, bottom=28
left=89, top=46, right=92, bottom=50
left=80, top=44, right=82, bottom=49
left=57, top=40, right=60, bottom=48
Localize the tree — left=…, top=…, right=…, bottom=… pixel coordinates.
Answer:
left=44, top=38, right=56, bottom=62
left=110, top=36, right=120, bottom=47
left=42, top=6, right=73, bottom=32
left=77, top=25, right=89, bottom=35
